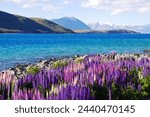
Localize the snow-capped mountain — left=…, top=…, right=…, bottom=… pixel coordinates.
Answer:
left=88, top=22, right=150, bottom=34
left=88, top=22, right=114, bottom=30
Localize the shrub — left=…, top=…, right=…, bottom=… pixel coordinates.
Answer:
left=27, top=66, right=40, bottom=75
left=140, top=76, right=150, bottom=98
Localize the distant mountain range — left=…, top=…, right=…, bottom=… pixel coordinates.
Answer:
left=0, top=11, right=73, bottom=33
left=0, top=10, right=144, bottom=34
left=52, top=17, right=91, bottom=31
left=75, top=29, right=138, bottom=34
left=88, top=22, right=150, bottom=34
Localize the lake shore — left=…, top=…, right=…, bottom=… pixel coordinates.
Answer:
left=3, top=53, right=150, bottom=79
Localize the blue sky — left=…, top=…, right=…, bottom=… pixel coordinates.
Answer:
left=0, top=0, right=150, bottom=25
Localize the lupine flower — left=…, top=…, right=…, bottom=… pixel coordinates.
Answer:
left=0, top=54, right=150, bottom=100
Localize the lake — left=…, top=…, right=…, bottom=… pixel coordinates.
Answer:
left=0, top=34, right=150, bottom=70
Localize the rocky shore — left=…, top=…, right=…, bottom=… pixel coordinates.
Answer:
left=3, top=53, right=150, bottom=79
left=8, top=55, right=82, bottom=78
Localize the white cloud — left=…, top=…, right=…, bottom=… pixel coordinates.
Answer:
left=139, top=7, right=150, bottom=13
left=111, top=8, right=132, bottom=15
left=6, top=0, right=59, bottom=13
left=63, top=0, right=73, bottom=4
left=81, top=0, right=109, bottom=8
left=81, top=0, right=150, bottom=15
left=8, top=0, right=37, bottom=8
left=3, top=0, right=150, bottom=15
left=42, top=4, right=59, bottom=13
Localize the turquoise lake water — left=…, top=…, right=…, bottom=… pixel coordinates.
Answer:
left=0, top=34, right=150, bottom=70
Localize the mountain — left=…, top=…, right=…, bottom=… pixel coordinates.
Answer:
left=52, top=17, right=91, bottom=31
left=89, top=22, right=114, bottom=31
left=116, top=25, right=150, bottom=34
left=88, top=22, right=150, bottom=34
left=0, top=11, right=73, bottom=33
left=75, top=29, right=138, bottom=34
left=0, top=10, right=141, bottom=34
left=31, top=18, right=73, bottom=33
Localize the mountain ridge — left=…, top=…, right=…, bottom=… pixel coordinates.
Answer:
left=74, top=29, right=138, bottom=34
left=52, top=17, right=91, bottom=31
left=0, top=10, right=73, bottom=33
left=0, top=10, right=140, bottom=34
left=88, top=22, right=150, bottom=34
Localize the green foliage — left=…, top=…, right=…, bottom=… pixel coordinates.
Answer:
left=92, top=83, right=109, bottom=100
left=111, top=83, right=143, bottom=100
left=121, top=86, right=142, bottom=100
left=52, top=60, right=68, bottom=69
left=111, top=76, right=150, bottom=100
left=27, top=66, right=40, bottom=75
left=129, top=68, right=139, bottom=79
left=128, top=68, right=141, bottom=87
left=140, top=76, right=150, bottom=98
left=92, top=81, right=143, bottom=100
left=111, top=83, right=122, bottom=99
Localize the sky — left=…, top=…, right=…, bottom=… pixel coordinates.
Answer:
left=0, top=0, right=150, bottom=25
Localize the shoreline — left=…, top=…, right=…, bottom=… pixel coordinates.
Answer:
left=1, top=50, right=150, bottom=71
left=2, top=53, right=150, bottom=79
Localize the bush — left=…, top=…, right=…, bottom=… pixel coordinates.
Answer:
left=27, top=66, right=40, bottom=75
left=140, top=76, right=150, bottom=98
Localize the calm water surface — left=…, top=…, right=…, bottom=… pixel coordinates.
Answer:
left=0, top=34, right=150, bottom=70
